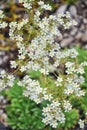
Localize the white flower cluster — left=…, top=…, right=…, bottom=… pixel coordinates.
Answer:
left=18, top=75, right=53, bottom=104
left=0, top=10, right=8, bottom=28
left=42, top=101, right=65, bottom=128
left=9, top=18, right=28, bottom=40
left=19, top=0, right=34, bottom=10
left=38, top=1, right=52, bottom=11
left=65, top=61, right=87, bottom=75
left=64, top=75, right=85, bottom=96
left=57, top=12, right=77, bottom=29
left=0, top=70, right=15, bottom=91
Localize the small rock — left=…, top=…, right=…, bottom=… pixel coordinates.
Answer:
left=0, top=113, right=8, bottom=127
left=3, top=56, right=9, bottom=63
left=0, top=58, right=3, bottom=65
left=81, top=32, right=87, bottom=42
left=0, top=124, right=12, bottom=130
left=58, top=35, right=63, bottom=41
left=70, top=28, right=78, bottom=36
left=61, top=37, right=73, bottom=47
left=83, top=19, right=87, bottom=24
left=80, top=25, right=85, bottom=32
left=75, top=32, right=83, bottom=40
left=84, top=45, right=87, bottom=49
left=56, top=4, right=67, bottom=14
left=69, top=5, right=77, bottom=16
left=0, top=110, right=3, bottom=116
left=64, top=33, right=69, bottom=38
left=0, top=51, right=5, bottom=56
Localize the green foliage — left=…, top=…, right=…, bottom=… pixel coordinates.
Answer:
left=64, top=109, right=79, bottom=130
left=57, top=109, right=79, bottom=130
left=5, top=80, right=45, bottom=130
left=29, top=70, right=41, bottom=80
left=65, top=0, right=79, bottom=4
left=77, top=46, right=87, bottom=63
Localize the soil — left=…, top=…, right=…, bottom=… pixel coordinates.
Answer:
left=0, top=124, right=87, bottom=130
left=0, top=124, right=12, bottom=130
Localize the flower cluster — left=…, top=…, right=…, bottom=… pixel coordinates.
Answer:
left=18, top=75, right=52, bottom=104
left=19, top=0, right=34, bottom=10
left=42, top=101, right=65, bottom=128
left=0, top=70, right=15, bottom=91
left=0, top=10, right=8, bottom=28
left=38, top=1, right=52, bottom=11
left=64, top=75, right=85, bottom=97
left=57, top=12, right=77, bottom=29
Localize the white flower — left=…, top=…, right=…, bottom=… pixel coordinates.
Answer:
left=38, top=1, right=52, bottom=10
left=38, top=1, right=44, bottom=6
left=40, top=68, right=49, bottom=75
left=10, top=61, right=17, bottom=68
left=65, top=62, right=74, bottom=68
left=7, top=75, right=15, bottom=87
left=17, top=19, right=28, bottom=30
left=15, top=35, right=23, bottom=42
left=0, top=70, right=6, bottom=78
left=63, top=100, right=72, bottom=112
left=55, top=77, right=63, bottom=87
left=18, top=54, right=25, bottom=60
left=76, top=67, right=84, bottom=74
left=23, top=3, right=32, bottom=10
left=0, top=22, right=8, bottom=28
left=20, top=66, right=26, bottom=72
left=78, top=119, right=85, bottom=129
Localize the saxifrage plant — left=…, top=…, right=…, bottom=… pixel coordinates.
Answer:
left=0, top=0, right=87, bottom=129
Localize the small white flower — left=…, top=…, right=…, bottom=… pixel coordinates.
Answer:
left=63, top=100, right=72, bottom=112
left=0, top=70, right=6, bottom=78
left=0, top=22, right=8, bottom=28
left=40, top=68, right=49, bottom=75
left=76, top=67, right=84, bottom=74
left=7, top=75, right=15, bottom=87
left=10, top=61, right=17, bottom=68
left=20, top=66, right=26, bottom=72
left=65, top=62, right=74, bottom=68
left=55, top=77, right=63, bottom=87
left=78, top=119, right=85, bottom=129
